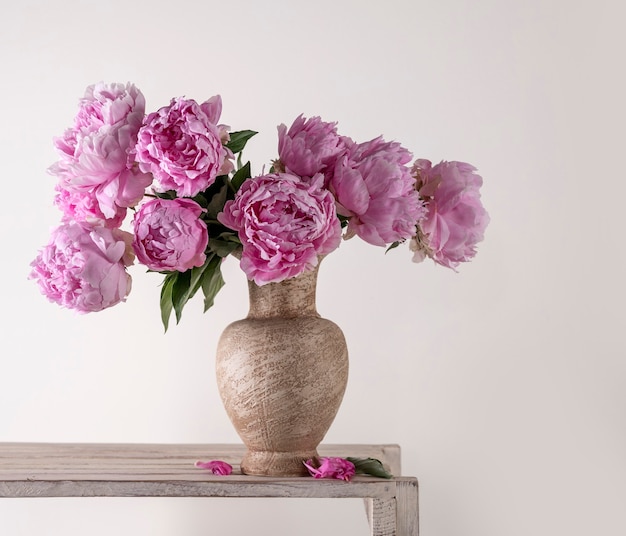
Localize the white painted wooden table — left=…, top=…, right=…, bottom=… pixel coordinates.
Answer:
left=0, top=443, right=418, bottom=536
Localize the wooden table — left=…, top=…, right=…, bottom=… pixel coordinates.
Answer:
left=0, top=443, right=418, bottom=536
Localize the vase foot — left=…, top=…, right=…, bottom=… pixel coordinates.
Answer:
left=241, top=449, right=318, bottom=477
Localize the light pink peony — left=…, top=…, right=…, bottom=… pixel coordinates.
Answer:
left=329, top=136, right=425, bottom=247
left=304, top=457, right=355, bottom=481
left=194, top=460, right=233, bottom=475
left=53, top=82, right=146, bottom=164
left=50, top=82, right=152, bottom=223
left=135, top=96, right=232, bottom=197
left=29, top=222, right=134, bottom=313
left=54, top=184, right=127, bottom=229
left=277, top=115, right=345, bottom=178
left=218, top=173, right=341, bottom=285
left=411, top=159, right=489, bottom=269
left=132, top=198, right=208, bottom=272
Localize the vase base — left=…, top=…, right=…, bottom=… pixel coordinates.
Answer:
left=241, top=449, right=318, bottom=477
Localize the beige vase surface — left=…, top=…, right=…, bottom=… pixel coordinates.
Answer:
left=215, top=263, right=349, bottom=476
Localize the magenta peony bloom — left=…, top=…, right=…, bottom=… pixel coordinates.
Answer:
left=277, top=115, right=345, bottom=178
left=194, top=460, right=233, bottom=475
left=135, top=96, right=232, bottom=197
left=304, top=457, right=355, bottom=482
left=329, top=136, right=425, bottom=247
left=50, top=82, right=152, bottom=223
left=411, top=159, right=490, bottom=269
left=29, top=222, right=134, bottom=313
left=132, top=198, right=208, bottom=272
left=218, top=173, right=341, bottom=285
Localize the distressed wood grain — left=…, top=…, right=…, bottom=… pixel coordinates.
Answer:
left=0, top=443, right=417, bottom=535
left=396, top=478, right=419, bottom=536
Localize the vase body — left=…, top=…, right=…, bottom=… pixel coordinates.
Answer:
left=215, top=264, right=349, bottom=476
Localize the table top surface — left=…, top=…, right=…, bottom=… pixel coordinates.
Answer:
left=0, top=442, right=411, bottom=498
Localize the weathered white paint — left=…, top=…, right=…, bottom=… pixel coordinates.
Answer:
left=0, top=443, right=418, bottom=535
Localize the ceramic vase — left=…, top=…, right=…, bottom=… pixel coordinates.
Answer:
left=215, top=263, right=349, bottom=476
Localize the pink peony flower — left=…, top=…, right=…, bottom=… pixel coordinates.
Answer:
left=50, top=82, right=152, bottom=223
left=132, top=198, right=208, bottom=272
left=54, top=184, right=127, bottom=229
left=304, top=457, right=355, bottom=482
left=194, top=460, right=233, bottom=475
left=411, top=159, right=489, bottom=269
left=135, top=96, right=232, bottom=197
left=53, top=82, right=146, bottom=162
left=277, top=115, right=345, bottom=178
left=218, top=173, right=341, bottom=285
left=29, top=222, right=134, bottom=313
left=329, top=137, right=425, bottom=247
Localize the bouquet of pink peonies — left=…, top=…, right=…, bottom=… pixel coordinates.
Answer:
left=30, top=82, right=490, bottom=330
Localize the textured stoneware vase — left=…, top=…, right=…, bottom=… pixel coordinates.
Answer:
left=215, top=263, right=349, bottom=476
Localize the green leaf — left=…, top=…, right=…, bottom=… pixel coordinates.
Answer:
left=156, top=255, right=227, bottom=331
left=209, top=236, right=241, bottom=258
left=159, top=273, right=177, bottom=332
left=152, top=190, right=177, bottom=200
left=337, top=214, right=350, bottom=229
left=171, top=270, right=192, bottom=324
left=231, top=161, right=251, bottom=192
left=226, top=130, right=257, bottom=154
left=188, top=256, right=212, bottom=299
left=216, top=231, right=243, bottom=242
left=192, top=192, right=208, bottom=209
left=385, top=240, right=403, bottom=254
left=205, top=182, right=229, bottom=220
left=346, top=457, right=393, bottom=479
left=201, top=255, right=226, bottom=312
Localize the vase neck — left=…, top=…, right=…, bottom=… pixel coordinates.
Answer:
left=247, top=265, right=320, bottom=319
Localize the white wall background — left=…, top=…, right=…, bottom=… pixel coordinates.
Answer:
left=1, top=0, right=624, bottom=534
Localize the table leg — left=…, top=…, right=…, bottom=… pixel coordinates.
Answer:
left=369, top=497, right=396, bottom=536
left=395, top=478, right=419, bottom=536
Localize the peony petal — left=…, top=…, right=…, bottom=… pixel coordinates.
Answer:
left=194, top=460, right=233, bottom=475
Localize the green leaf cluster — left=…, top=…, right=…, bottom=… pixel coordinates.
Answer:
left=346, top=457, right=393, bottom=479
left=157, top=130, right=257, bottom=331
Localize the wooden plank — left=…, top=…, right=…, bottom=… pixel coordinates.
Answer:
left=0, top=478, right=397, bottom=499
left=0, top=443, right=399, bottom=467
left=0, top=443, right=402, bottom=500
left=0, top=443, right=400, bottom=475
left=368, top=482, right=419, bottom=536
left=370, top=497, right=397, bottom=536
left=396, top=478, right=419, bottom=536
left=0, top=443, right=418, bottom=535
